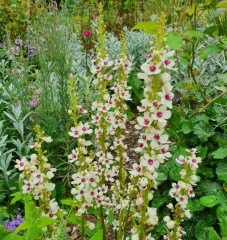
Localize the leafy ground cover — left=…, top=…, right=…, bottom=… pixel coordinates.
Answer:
left=0, top=0, right=227, bottom=239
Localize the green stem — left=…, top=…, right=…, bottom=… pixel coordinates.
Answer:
left=189, top=90, right=227, bottom=118
left=81, top=213, right=85, bottom=240
left=100, top=206, right=106, bottom=240
left=123, top=191, right=134, bottom=240
left=139, top=189, right=148, bottom=240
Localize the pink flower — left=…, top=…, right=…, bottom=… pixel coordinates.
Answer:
left=83, top=30, right=92, bottom=37
left=93, top=14, right=97, bottom=19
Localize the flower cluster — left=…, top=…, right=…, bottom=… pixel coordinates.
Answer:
left=15, top=125, right=59, bottom=219
left=130, top=13, right=175, bottom=239
left=3, top=215, right=24, bottom=232
left=163, top=149, right=201, bottom=240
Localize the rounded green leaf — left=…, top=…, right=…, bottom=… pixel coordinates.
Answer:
left=200, top=195, right=219, bottom=207
left=166, top=32, right=183, bottom=50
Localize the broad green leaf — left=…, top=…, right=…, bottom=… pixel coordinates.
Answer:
left=205, top=0, right=211, bottom=5
left=217, top=205, right=227, bottom=221
left=3, top=234, right=23, bottom=240
left=67, top=214, right=81, bottom=225
left=202, top=44, right=223, bottom=55
left=60, top=199, right=75, bottom=206
left=23, top=228, right=42, bottom=240
left=90, top=229, right=103, bottom=240
left=10, top=192, right=23, bottom=204
left=0, top=225, right=11, bottom=238
left=216, top=0, right=227, bottom=8
left=220, top=36, right=227, bottom=46
left=132, top=21, right=158, bottom=34
left=107, top=210, right=114, bottom=224
left=216, top=162, right=227, bottom=182
left=199, top=180, right=222, bottom=195
left=200, top=195, right=219, bottom=207
left=214, top=85, right=226, bottom=91
left=182, top=121, right=192, bottom=134
left=197, top=146, right=208, bottom=160
left=194, top=122, right=215, bottom=142
left=166, top=32, right=183, bottom=50
left=203, top=25, right=219, bottom=36
left=206, top=227, right=221, bottom=240
left=14, top=221, right=33, bottom=234
left=220, top=216, right=227, bottom=237
left=195, top=220, right=209, bottom=240
left=36, top=217, right=57, bottom=228
left=212, top=148, right=227, bottom=159
left=184, top=30, right=203, bottom=38
left=219, top=73, right=227, bottom=83
left=216, top=191, right=227, bottom=205
left=198, top=166, right=214, bottom=177
left=188, top=199, right=205, bottom=212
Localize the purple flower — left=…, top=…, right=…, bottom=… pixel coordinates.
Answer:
left=35, top=88, right=42, bottom=95
left=3, top=215, right=24, bottom=232
left=82, top=30, right=92, bottom=37
left=15, top=39, right=23, bottom=46
left=29, top=98, right=40, bottom=107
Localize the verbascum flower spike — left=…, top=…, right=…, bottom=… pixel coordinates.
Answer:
left=164, top=149, right=201, bottom=240
left=131, top=12, right=175, bottom=240
left=15, top=125, right=59, bottom=222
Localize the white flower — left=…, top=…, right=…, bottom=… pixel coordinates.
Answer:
left=141, top=61, right=162, bottom=75
left=42, top=136, right=53, bottom=143
left=15, top=157, right=27, bottom=171
left=46, top=171, right=54, bottom=179
left=30, top=154, right=37, bottom=161
left=166, top=220, right=175, bottom=229
left=163, top=216, right=171, bottom=222
left=161, top=72, right=171, bottom=83
left=87, top=221, right=95, bottom=230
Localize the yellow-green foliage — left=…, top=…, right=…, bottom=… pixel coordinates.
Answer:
left=0, top=0, right=39, bottom=41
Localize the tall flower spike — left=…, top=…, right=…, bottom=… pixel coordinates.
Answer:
left=164, top=149, right=201, bottom=240
left=131, top=12, right=176, bottom=240
left=15, top=125, right=59, bottom=222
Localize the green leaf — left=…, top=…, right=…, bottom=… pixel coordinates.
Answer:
left=107, top=210, right=114, bottom=225
left=205, top=0, right=211, bottom=5
left=0, top=225, right=11, bottom=238
left=10, top=192, right=23, bottom=204
left=217, top=205, right=227, bottom=221
left=220, top=36, right=227, bottom=46
left=182, top=121, right=192, bottom=134
left=206, top=227, right=221, bottom=240
left=203, top=25, right=219, bottom=36
left=60, top=199, right=75, bottom=206
left=220, top=216, right=227, bottom=237
left=67, top=214, right=81, bottom=225
left=214, top=85, right=226, bottom=91
left=217, top=162, right=227, bottom=182
left=90, top=229, right=103, bottom=240
left=166, top=32, right=183, bottom=50
left=202, top=44, right=223, bottom=55
left=184, top=30, right=203, bottom=38
left=212, top=148, right=227, bottom=159
left=14, top=221, right=33, bottom=234
left=3, top=234, right=23, bottom=240
left=217, top=191, right=227, bottom=205
left=199, top=180, right=222, bottom=195
left=198, top=166, right=214, bottom=177
left=194, top=122, right=215, bottom=142
left=132, top=21, right=158, bottom=34
left=216, top=0, right=227, bottom=8
left=23, top=228, right=43, bottom=240
left=195, top=220, right=209, bottom=240
left=36, top=217, right=57, bottom=228
left=188, top=199, right=205, bottom=212
left=197, top=146, right=208, bottom=160
left=200, top=195, right=219, bottom=207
